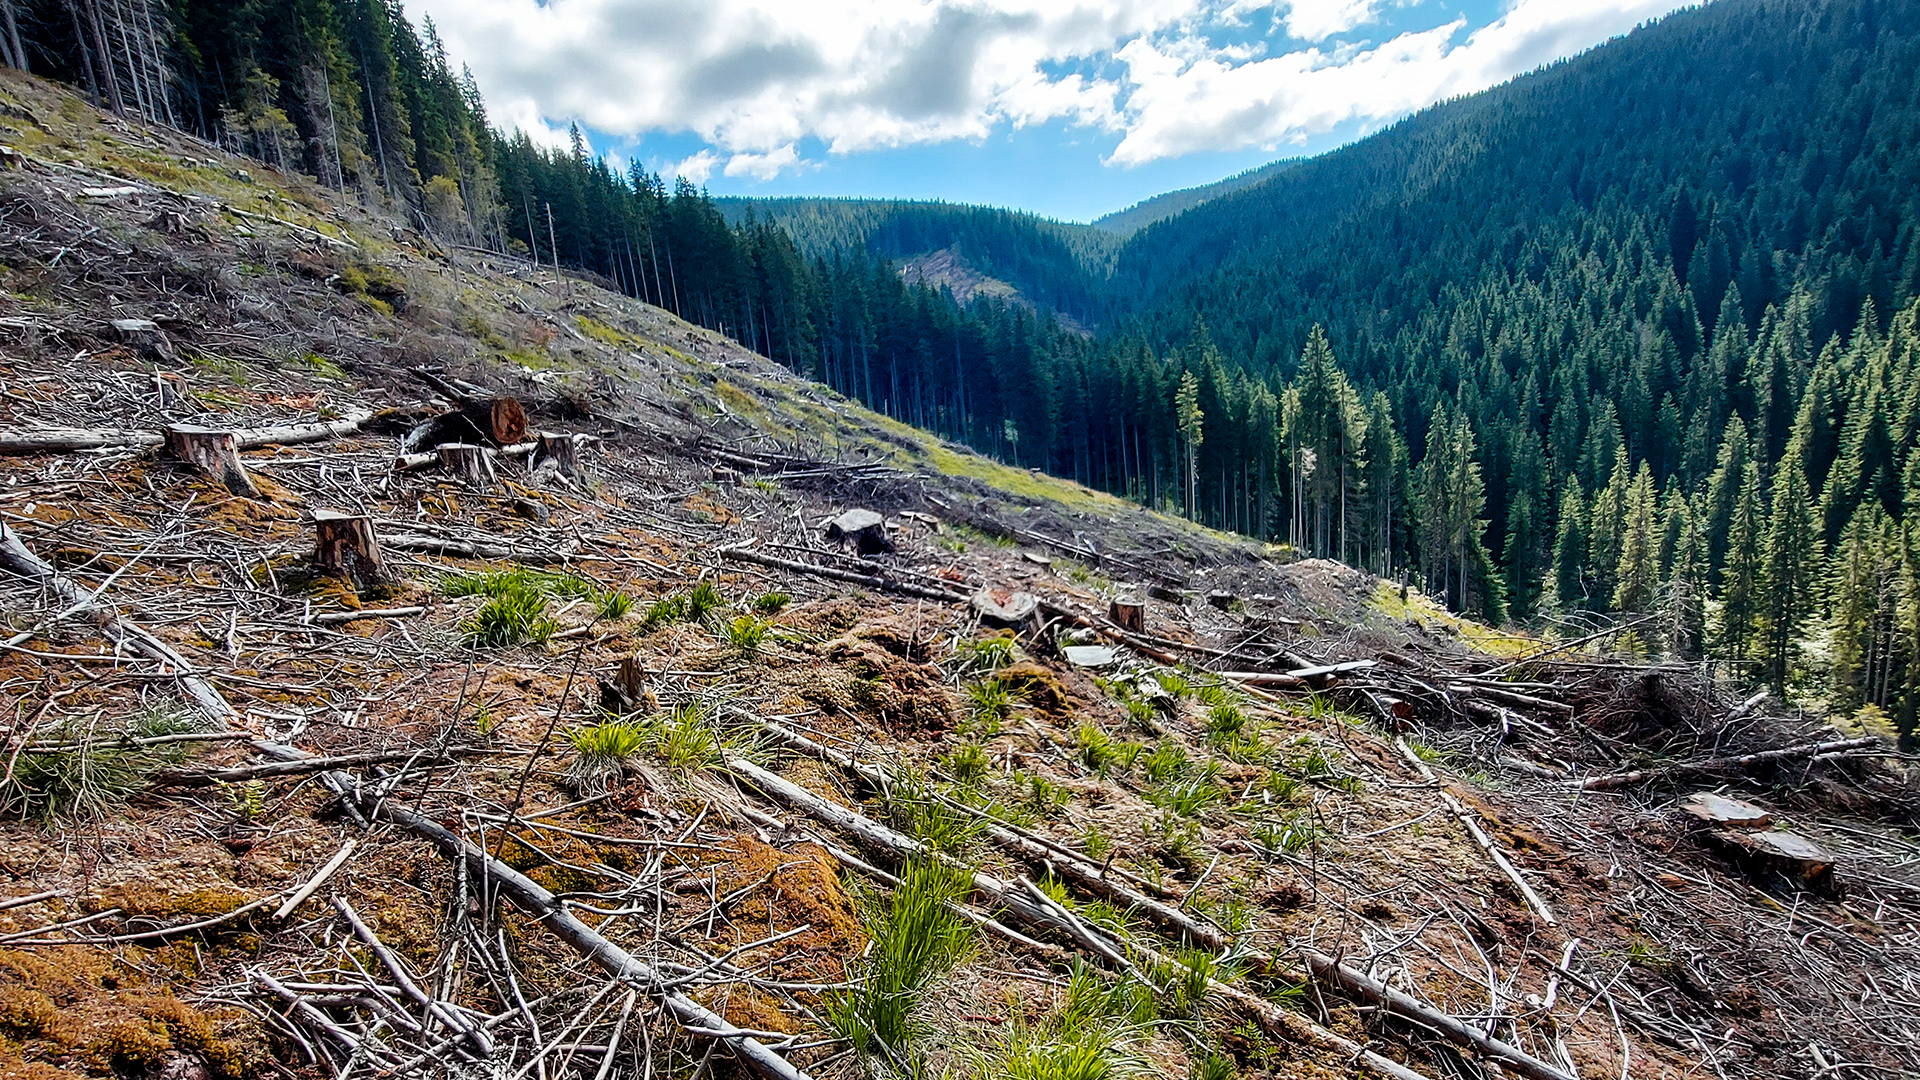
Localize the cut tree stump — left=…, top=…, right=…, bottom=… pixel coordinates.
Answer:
left=1108, top=593, right=1146, bottom=633
left=598, top=654, right=656, bottom=714
left=164, top=425, right=261, bottom=498
left=401, top=397, right=528, bottom=452
left=111, top=318, right=176, bottom=362
left=312, top=511, right=391, bottom=590
left=530, top=431, right=581, bottom=479
left=973, top=586, right=1038, bottom=628
left=438, top=443, right=495, bottom=490
left=824, top=508, right=892, bottom=555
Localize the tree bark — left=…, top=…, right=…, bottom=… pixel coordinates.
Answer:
left=165, top=425, right=261, bottom=498
left=312, top=510, right=391, bottom=590
left=437, top=442, right=495, bottom=490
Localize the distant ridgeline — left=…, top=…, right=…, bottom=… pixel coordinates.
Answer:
left=19, top=0, right=1920, bottom=722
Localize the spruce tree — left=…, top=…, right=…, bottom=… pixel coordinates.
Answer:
left=1757, top=447, right=1822, bottom=692
left=1717, top=461, right=1766, bottom=678
left=1612, top=463, right=1660, bottom=613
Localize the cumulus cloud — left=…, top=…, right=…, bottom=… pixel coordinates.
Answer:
left=417, top=0, right=1689, bottom=177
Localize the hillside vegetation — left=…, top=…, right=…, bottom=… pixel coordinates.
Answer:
left=0, top=31, right=1919, bottom=1080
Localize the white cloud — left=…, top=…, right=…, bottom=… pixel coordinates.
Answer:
left=1281, top=0, right=1384, bottom=42
left=724, top=144, right=806, bottom=180
left=417, top=0, right=1690, bottom=175
left=1109, top=0, right=1684, bottom=165
left=668, top=150, right=721, bottom=185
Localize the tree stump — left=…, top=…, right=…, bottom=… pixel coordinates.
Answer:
left=1108, top=593, right=1146, bottom=634
left=530, top=432, right=581, bottom=477
left=824, top=509, right=893, bottom=555
left=438, top=443, right=495, bottom=490
left=112, top=318, right=176, bottom=362
left=972, top=586, right=1038, bottom=629
left=598, top=654, right=658, bottom=715
left=312, top=511, right=391, bottom=590
left=165, top=425, right=261, bottom=498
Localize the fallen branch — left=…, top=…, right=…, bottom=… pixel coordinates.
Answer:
left=0, top=521, right=236, bottom=724
left=717, top=543, right=964, bottom=603
left=380, top=531, right=572, bottom=564
left=1575, top=737, right=1881, bottom=792
left=360, top=786, right=811, bottom=1080
left=273, top=840, right=358, bottom=920
left=0, top=410, right=373, bottom=456
left=1396, top=738, right=1557, bottom=926
left=310, top=606, right=426, bottom=625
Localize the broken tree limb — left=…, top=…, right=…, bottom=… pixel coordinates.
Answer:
left=379, top=531, right=572, bottom=564
left=273, top=840, right=358, bottom=921
left=0, top=520, right=236, bottom=725
left=1296, top=949, right=1574, bottom=1080
left=333, top=897, right=491, bottom=1055
left=309, top=606, right=424, bottom=626
left=0, top=410, right=373, bottom=455
left=716, top=543, right=964, bottom=603
left=359, top=789, right=810, bottom=1080
left=1395, top=738, right=1557, bottom=927
left=1575, top=737, right=1881, bottom=791
left=725, top=756, right=1439, bottom=1080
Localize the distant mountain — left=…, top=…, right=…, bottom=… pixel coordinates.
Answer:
left=1090, top=158, right=1300, bottom=237
left=714, top=197, right=1117, bottom=323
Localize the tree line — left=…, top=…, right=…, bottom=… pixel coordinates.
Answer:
left=9, top=0, right=1920, bottom=732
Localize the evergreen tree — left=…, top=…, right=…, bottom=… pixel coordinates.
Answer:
left=1757, top=448, right=1822, bottom=692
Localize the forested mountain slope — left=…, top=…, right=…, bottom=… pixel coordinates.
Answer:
left=1090, top=158, right=1299, bottom=237
left=714, top=196, right=1117, bottom=322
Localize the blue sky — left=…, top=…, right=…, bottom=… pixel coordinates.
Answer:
left=419, top=0, right=1696, bottom=223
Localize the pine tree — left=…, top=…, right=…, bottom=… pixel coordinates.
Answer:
left=1551, top=482, right=1589, bottom=610
left=1717, top=461, right=1766, bottom=678
left=1757, top=447, right=1821, bottom=692
left=1665, top=495, right=1708, bottom=658
left=1175, top=370, right=1203, bottom=521
left=1612, top=463, right=1660, bottom=613
left=1829, top=503, right=1898, bottom=713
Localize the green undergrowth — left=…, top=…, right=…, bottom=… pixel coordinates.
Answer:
left=0, top=705, right=210, bottom=822
left=443, top=566, right=632, bottom=647
left=831, top=857, right=976, bottom=1071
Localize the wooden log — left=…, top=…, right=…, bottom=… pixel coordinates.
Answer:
left=717, top=543, right=963, bottom=603
left=0, top=410, right=372, bottom=456
left=312, top=511, right=391, bottom=590
left=360, top=789, right=810, bottom=1080
left=1107, top=593, right=1145, bottom=634
left=1575, top=737, right=1880, bottom=791
left=379, top=531, right=571, bottom=564
left=165, top=425, right=261, bottom=498
left=438, top=442, right=495, bottom=490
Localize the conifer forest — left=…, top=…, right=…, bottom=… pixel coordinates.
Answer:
left=6, top=0, right=1920, bottom=731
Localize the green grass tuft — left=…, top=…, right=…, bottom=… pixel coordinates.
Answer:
left=831, top=858, right=975, bottom=1067
left=566, top=719, right=646, bottom=794
left=725, top=613, right=769, bottom=655
left=750, top=590, right=791, bottom=614
left=1, top=706, right=208, bottom=822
